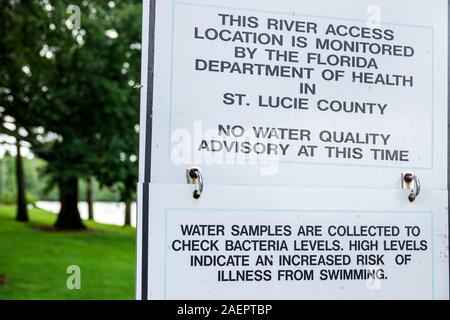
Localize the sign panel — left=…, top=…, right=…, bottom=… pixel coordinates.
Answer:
left=140, top=0, right=447, bottom=189
left=139, top=184, right=449, bottom=300
left=137, top=0, right=449, bottom=300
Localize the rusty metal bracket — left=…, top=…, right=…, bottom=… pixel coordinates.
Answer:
left=186, top=168, right=203, bottom=199
left=402, top=172, right=421, bottom=203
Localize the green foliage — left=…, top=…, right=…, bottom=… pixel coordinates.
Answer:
left=0, top=154, right=121, bottom=202
left=0, top=153, right=41, bottom=204
left=0, top=205, right=135, bottom=299
left=0, top=1, right=142, bottom=206
left=0, top=0, right=51, bottom=128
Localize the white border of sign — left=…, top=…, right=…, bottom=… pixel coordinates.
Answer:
left=136, top=0, right=450, bottom=300
left=447, top=0, right=450, bottom=302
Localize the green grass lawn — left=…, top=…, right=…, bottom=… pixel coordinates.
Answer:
left=0, top=205, right=135, bottom=300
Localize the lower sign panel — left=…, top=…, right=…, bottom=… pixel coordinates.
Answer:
left=138, top=184, right=449, bottom=300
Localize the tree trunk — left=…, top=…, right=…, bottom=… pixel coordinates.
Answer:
left=124, top=200, right=131, bottom=227
left=55, top=177, right=85, bottom=229
left=87, top=177, right=94, bottom=221
left=15, top=139, right=28, bottom=222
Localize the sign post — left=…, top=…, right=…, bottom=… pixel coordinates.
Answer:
left=137, top=0, right=449, bottom=299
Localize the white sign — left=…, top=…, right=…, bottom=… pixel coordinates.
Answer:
left=137, top=0, right=449, bottom=300
left=140, top=185, right=448, bottom=300
left=140, top=0, right=447, bottom=189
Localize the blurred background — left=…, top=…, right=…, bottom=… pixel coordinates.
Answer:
left=0, top=0, right=142, bottom=299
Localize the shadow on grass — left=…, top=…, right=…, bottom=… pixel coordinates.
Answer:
left=0, top=274, right=10, bottom=285
left=30, top=225, right=99, bottom=233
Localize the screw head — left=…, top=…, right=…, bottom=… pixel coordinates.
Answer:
left=404, top=173, right=414, bottom=183
left=189, top=169, right=198, bottom=180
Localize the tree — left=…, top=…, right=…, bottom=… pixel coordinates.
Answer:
left=15, top=138, right=27, bottom=221
left=0, top=0, right=51, bottom=222
left=86, top=176, right=94, bottom=221
left=93, top=3, right=141, bottom=227
left=1, top=1, right=142, bottom=229
left=31, top=1, right=142, bottom=229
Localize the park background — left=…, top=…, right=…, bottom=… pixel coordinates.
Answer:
left=0, top=1, right=142, bottom=299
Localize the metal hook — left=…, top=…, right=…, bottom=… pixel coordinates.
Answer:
left=187, top=168, right=203, bottom=199
left=402, top=172, right=421, bottom=202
